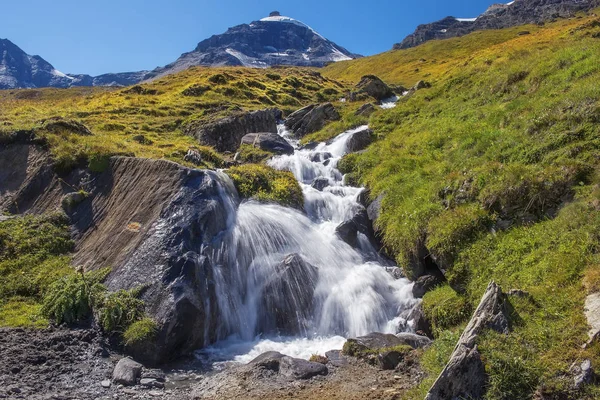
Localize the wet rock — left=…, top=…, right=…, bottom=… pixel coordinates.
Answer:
left=426, top=281, right=511, bottom=400
left=412, top=274, right=444, bottom=298
left=395, top=333, right=432, bottom=349
left=355, top=103, right=376, bottom=117
left=366, top=193, right=384, bottom=224
left=112, top=358, right=143, bottom=386
left=260, top=254, right=318, bottom=335
left=408, top=303, right=433, bottom=338
left=345, top=127, right=374, bottom=153
left=185, top=108, right=281, bottom=152
left=335, top=207, right=374, bottom=248
left=241, top=132, right=294, bottom=155
left=284, top=103, right=340, bottom=137
left=309, top=152, right=332, bottom=162
left=355, top=75, right=394, bottom=101
left=183, top=149, right=203, bottom=166
left=311, top=177, right=330, bottom=191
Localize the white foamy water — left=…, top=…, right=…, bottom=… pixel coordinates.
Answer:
left=199, top=124, right=417, bottom=363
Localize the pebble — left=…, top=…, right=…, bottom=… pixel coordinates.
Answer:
left=101, top=379, right=111, bottom=388
left=149, top=391, right=163, bottom=397
left=140, top=378, right=157, bottom=387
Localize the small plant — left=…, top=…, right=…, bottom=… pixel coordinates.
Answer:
left=123, top=317, right=158, bottom=346
left=309, top=354, right=329, bottom=364
left=97, top=289, right=145, bottom=334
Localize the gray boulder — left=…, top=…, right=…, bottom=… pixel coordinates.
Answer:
left=345, top=127, right=374, bottom=153
left=248, top=351, right=328, bottom=380
left=395, top=332, right=432, bottom=349
left=311, top=177, right=330, bottom=191
left=355, top=75, right=394, bottom=101
left=355, top=103, right=376, bottom=117
left=183, top=149, right=203, bottom=166
left=343, top=332, right=412, bottom=370
left=407, top=303, right=433, bottom=338
left=585, top=292, right=600, bottom=344
left=426, top=281, right=511, bottom=400
left=284, top=103, right=340, bottom=137
left=185, top=108, right=281, bottom=152
left=412, top=274, right=444, bottom=298
left=112, top=358, right=143, bottom=386
left=260, top=254, right=318, bottom=335
left=241, top=132, right=294, bottom=155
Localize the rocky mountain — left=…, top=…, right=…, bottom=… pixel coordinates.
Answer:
left=145, top=11, right=359, bottom=80
left=0, top=11, right=357, bottom=89
left=394, top=0, right=600, bottom=49
left=0, top=38, right=147, bottom=90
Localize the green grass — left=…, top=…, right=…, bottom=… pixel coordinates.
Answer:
left=124, top=317, right=158, bottom=347
left=324, top=11, right=600, bottom=398
left=226, top=164, right=304, bottom=208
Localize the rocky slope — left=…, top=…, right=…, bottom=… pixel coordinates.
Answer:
left=394, top=0, right=600, bottom=49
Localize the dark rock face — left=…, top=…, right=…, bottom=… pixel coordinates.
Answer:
left=284, top=103, right=340, bottom=137
left=412, top=274, right=445, bottom=298
left=146, top=14, right=359, bottom=80
left=355, top=75, right=394, bottom=101
left=241, top=132, right=294, bottom=155
left=311, top=177, right=330, bottom=191
left=335, top=207, right=374, bottom=248
left=260, top=254, right=319, bottom=335
left=185, top=108, right=280, bottom=152
left=407, top=303, right=433, bottom=338
left=426, top=281, right=512, bottom=399
left=345, top=127, right=374, bottom=153
left=355, top=103, right=376, bottom=117
left=395, top=0, right=600, bottom=49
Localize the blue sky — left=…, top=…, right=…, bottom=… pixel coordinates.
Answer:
left=4, top=0, right=495, bottom=76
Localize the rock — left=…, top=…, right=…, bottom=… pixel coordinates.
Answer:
left=183, top=149, right=203, bottom=166
left=311, top=177, right=330, bottom=191
left=426, top=281, right=511, bottom=400
left=325, top=350, right=349, bottom=367
left=355, top=103, right=376, bottom=117
left=140, top=378, right=156, bottom=387
left=279, top=356, right=328, bottom=379
left=355, top=75, right=394, bottom=101
left=41, top=117, right=92, bottom=136
left=345, top=332, right=405, bottom=352
left=585, top=292, right=600, bottom=343
left=412, top=274, right=444, bottom=298
left=408, top=303, right=433, bottom=338
left=413, top=80, right=431, bottom=90
left=366, top=193, right=384, bottom=224
left=249, top=351, right=328, bottom=379
left=260, top=254, right=319, bottom=335
left=284, top=103, right=340, bottom=137
left=385, top=266, right=404, bottom=280
left=240, top=132, right=294, bottom=155
left=343, top=333, right=412, bottom=370
left=335, top=207, right=374, bottom=248
left=571, top=359, right=594, bottom=390
left=101, top=380, right=111, bottom=388
left=309, top=152, right=332, bottom=162
left=61, top=191, right=86, bottom=214
left=141, top=370, right=166, bottom=382
left=345, top=127, right=374, bottom=153
left=112, top=358, right=143, bottom=386
left=395, top=333, right=432, bottom=349
left=378, top=350, right=403, bottom=370
left=185, top=108, right=281, bottom=152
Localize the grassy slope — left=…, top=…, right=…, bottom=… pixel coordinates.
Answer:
left=325, top=11, right=600, bottom=399
left=0, top=67, right=349, bottom=170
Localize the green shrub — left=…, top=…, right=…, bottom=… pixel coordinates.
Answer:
left=123, top=317, right=157, bottom=346
left=236, top=144, right=274, bottom=164
left=97, top=289, right=145, bottom=334
left=422, top=285, right=471, bottom=337
left=226, top=164, right=304, bottom=208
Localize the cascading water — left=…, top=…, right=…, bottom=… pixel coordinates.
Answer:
left=200, top=124, right=417, bottom=363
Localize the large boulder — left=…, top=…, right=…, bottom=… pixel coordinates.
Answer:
left=342, top=332, right=413, bottom=370
left=248, top=351, right=328, bottom=380
left=185, top=108, right=281, bottom=152
left=426, top=281, right=511, bottom=400
left=241, top=132, right=294, bottom=155
left=284, top=103, right=340, bottom=137
left=355, top=75, right=394, bottom=101
left=259, top=254, right=319, bottom=335
left=345, top=127, right=375, bottom=153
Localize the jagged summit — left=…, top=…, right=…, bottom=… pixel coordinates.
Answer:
left=394, top=0, right=599, bottom=49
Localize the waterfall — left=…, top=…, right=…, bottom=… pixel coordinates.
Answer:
left=201, top=124, right=417, bottom=362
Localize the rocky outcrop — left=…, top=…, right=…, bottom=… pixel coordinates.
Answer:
left=284, top=103, right=340, bottom=137
left=584, top=292, right=600, bottom=343
left=260, top=254, right=318, bottom=335
left=355, top=103, right=376, bottom=117
left=395, top=0, right=599, bottom=49
left=355, top=75, right=394, bottom=101
left=241, top=132, right=294, bottom=155
left=345, top=126, right=374, bottom=153
left=426, top=281, right=511, bottom=400
left=185, top=108, right=280, bottom=152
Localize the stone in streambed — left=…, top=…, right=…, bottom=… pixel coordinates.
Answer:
left=112, top=358, right=143, bottom=386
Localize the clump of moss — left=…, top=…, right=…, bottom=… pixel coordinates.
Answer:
left=309, top=354, right=329, bottom=364
left=226, top=164, right=304, bottom=208
left=422, top=285, right=471, bottom=337
left=236, top=144, right=275, bottom=164
left=123, top=317, right=157, bottom=346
